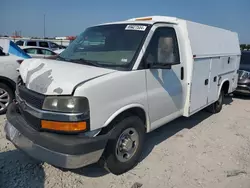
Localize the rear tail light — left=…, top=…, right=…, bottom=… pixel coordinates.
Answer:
left=17, top=60, right=24, bottom=64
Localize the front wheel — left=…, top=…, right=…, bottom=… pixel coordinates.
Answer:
left=0, top=83, right=14, bottom=115
left=101, top=116, right=145, bottom=175
left=207, top=90, right=224, bottom=113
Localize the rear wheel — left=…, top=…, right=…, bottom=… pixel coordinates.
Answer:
left=207, top=90, right=224, bottom=113
left=101, top=116, right=145, bottom=175
left=0, top=83, right=14, bottom=115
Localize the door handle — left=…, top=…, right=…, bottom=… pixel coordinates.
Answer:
left=213, top=76, right=217, bottom=82
left=181, top=67, right=184, bottom=80
left=205, top=79, right=209, bottom=85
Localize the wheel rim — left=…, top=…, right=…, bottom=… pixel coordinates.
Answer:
left=115, top=128, right=139, bottom=163
left=0, top=88, right=10, bottom=112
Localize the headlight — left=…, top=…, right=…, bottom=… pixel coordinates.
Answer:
left=42, top=96, right=89, bottom=114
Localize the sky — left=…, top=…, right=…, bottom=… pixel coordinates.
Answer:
left=1, top=0, right=250, bottom=43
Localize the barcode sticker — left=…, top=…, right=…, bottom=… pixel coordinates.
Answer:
left=125, top=25, right=147, bottom=31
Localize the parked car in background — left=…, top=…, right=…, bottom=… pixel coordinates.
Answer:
left=234, top=51, right=250, bottom=95
left=15, top=40, right=64, bottom=51
left=22, top=46, right=58, bottom=58
left=0, top=39, right=31, bottom=114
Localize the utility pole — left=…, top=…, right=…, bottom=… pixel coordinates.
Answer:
left=44, top=14, right=46, bottom=39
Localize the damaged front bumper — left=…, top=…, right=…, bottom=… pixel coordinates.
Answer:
left=5, top=103, right=109, bottom=169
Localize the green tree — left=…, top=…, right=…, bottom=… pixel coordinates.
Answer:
left=240, top=44, right=246, bottom=50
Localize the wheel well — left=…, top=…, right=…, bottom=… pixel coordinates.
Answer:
left=221, top=80, right=230, bottom=94
left=0, top=77, right=16, bottom=93
left=99, top=107, right=147, bottom=135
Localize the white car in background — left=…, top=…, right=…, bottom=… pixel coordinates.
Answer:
left=15, top=40, right=65, bottom=51
left=0, top=39, right=31, bottom=114
left=22, top=46, right=58, bottom=58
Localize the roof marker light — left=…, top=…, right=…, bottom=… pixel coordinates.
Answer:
left=135, top=17, right=152, bottom=21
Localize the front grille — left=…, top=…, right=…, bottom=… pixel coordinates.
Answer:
left=15, top=102, right=41, bottom=130
left=18, top=86, right=45, bottom=109
left=21, top=107, right=41, bottom=130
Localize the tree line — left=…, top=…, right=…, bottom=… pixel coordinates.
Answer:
left=240, top=44, right=250, bottom=50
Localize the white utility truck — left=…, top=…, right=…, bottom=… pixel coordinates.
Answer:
left=5, top=16, right=240, bottom=175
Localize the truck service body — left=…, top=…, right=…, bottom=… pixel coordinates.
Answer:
left=5, top=16, right=240, bottom=174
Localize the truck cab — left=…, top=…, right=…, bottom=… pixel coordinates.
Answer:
left=5, top=16, right=240, bottom=175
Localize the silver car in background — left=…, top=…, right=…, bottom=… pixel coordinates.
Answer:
left=22, top=46, right=58, bottom=59
left=15, top=40, right=65, bottom=51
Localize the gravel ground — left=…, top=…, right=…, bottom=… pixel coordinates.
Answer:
left=0, top=96, right=250, bottom=188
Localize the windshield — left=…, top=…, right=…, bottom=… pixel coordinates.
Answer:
left=59, top=24, right=149, bottom=70
left=240, top=52, right=250, bottom=65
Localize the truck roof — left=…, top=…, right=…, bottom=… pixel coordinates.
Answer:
left=98, top=16, right=179, bottom=26
left=99, top=15, right=236, bottom=33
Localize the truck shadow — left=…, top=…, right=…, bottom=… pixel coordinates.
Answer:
left=140, top=96, right=234, bottom=162
left=70, top=163, right=109, bottom=177
left=0, top=149, right=45, bottom=188
left=140, top=110, right=212, bottom=162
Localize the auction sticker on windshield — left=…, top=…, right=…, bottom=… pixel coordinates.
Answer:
left=125, top=25, right=147, bottom=31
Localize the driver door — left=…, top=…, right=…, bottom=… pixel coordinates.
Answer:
left=143, top=26, right=184, bottom=130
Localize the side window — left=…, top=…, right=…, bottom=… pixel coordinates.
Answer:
left=26, top=41, right=37, bottom=46
left=24, top=48, right=38, bottom=54
left=41, top=49, right=55, bottom=55
left=145, top=27, right=180, bottom=66
left=16, top=40, right=24, bottom=46
left=50, top=42, right=59, bottom=48
left=39, top=41, right=49, bottom=48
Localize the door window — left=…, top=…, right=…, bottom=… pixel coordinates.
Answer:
left=50, top=42, right=59, bottom=49
left=41, top=49, right=56, bottom=55
left=24, top=48, right=39, bottom=54
left=16, top=40, right=24, bottom=46
left=144, top=27, right=180, bottom=66
left=26, top=41, right=37, bottom=46
left=39, top=41, right=49, bottom=48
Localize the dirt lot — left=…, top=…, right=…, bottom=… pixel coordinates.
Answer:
left=0, top=96, right=250, bottom=188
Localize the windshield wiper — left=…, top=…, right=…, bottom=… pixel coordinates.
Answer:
left=57, top=56, right=71, bottom=62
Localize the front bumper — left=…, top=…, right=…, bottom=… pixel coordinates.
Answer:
left=5, top=103, right=109, bottom=169
left=234, top=84, right=250, bottom=95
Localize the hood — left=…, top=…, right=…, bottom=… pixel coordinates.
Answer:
left=19, top=58, right=116, bottom=95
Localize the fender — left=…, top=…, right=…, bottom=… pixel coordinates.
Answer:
left=218, top=78, right=230, bottom=98
left=103, top=103, right=151, bottom=133
left=0, top=76, right=16, bottom=90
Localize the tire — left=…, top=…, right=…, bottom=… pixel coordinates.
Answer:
left=206, top=90, right=224, bottom=114
left=0, top=83, right=14, bottom=115
left=101, top=116, right=145, bottom=175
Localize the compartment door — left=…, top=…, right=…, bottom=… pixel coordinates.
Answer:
left=189, top=58, right=211, bottom=114
left=208, top=57, right=220, bottom=103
